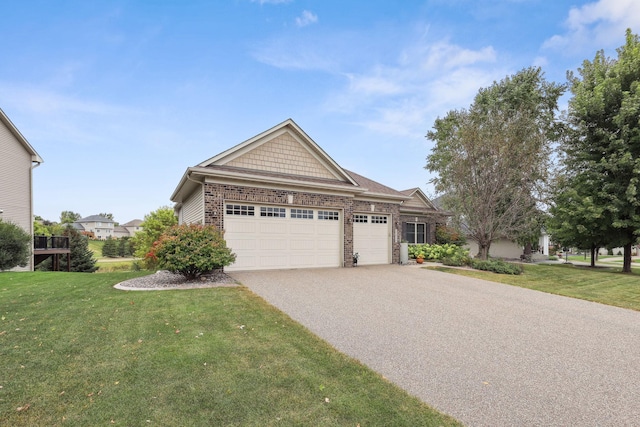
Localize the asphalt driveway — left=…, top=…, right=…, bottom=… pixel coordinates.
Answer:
left=230, top=264, right=640, bottom=426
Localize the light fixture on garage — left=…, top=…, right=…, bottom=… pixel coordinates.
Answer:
left=370, top=204, right=375, bottom=212
left=287, top=194, right=294, bottom=204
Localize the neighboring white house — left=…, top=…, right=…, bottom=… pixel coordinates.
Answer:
left=73, top=215, right=115, bottom=240
left=0, top=108, right=43, bottom=271
left=114, top=219, right=143, bottom=238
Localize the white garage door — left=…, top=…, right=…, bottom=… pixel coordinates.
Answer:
left=224, top=204, right=341, bottom=271
left=353, top=214, right=390, bottom=265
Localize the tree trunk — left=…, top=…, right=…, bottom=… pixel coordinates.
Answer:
left=478, top=242, right=491, bottom=260
left=622, top=242, right=633, bottom=273
left=590, top=245, right=596, bottom=268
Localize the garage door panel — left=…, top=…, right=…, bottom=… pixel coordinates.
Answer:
left=353, top=216, right=390, bottom=265
left=225, top=205, right=341, bottom=271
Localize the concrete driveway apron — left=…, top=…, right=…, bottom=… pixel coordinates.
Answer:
left=230, top=265, right=640, bottom=427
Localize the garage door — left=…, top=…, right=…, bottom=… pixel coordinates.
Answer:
left=224, top=204, right=341, bottom=271
left=353, top=214, right=390, bottom=265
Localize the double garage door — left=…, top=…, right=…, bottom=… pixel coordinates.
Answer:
left=224, top=203, right=390, bottom=271
left=224, top=204, right=342, bottom=271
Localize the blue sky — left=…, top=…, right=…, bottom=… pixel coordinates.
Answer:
left=2, top=0, right=638, bottom=223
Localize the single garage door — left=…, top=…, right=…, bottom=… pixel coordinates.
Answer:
left=224, top=204, right=341, bottom=271
left=353, top=214, right=390, bottom=265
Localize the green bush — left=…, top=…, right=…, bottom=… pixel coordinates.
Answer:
left=408, top=243, right=469, bottom=262
left=470, top=258, right=523, bottom=275
left=435, top=224, right=467, bottom=246
left=441, top=252, right=471, bottom=267
left=0, top=220, right=31, bottom=270
left=102, top=236, right=118, bottom=257
left=151, top=224, right=236, bottom=280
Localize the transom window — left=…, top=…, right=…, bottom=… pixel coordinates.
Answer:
left=353, top=214, right=368, bottom=223
left=318, top=210, right=339, bottom=221
left=291, top=209, right=314, bottom=219
left=404, top=222, right=426, bottom=244
left=226, top=205, right=255, bottom=216
left=260, top=207, right=286, bottom=218
left=371, top=215, right=388, bottom=224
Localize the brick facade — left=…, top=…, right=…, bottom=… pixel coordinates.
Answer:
left=203, top=183, right=402, bottom=267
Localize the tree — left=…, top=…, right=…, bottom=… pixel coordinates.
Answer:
left=426, top=67, right=565, bottom=259
left=151, top=224, right=236, bottom=280
left=0, top=220, right=31, bottom=271
left=60, top=211, right=81, bottom=224
left=118, top=237, right=133, bottom=257
left=547, top=175, right=611, bottom=267
left=561, top=29, right=640, bottom=273
left=102, top=236, right=118, bottom=257
left=130, top=206, right=178, bottom=268
left=60, top=226, right=98, bottom=273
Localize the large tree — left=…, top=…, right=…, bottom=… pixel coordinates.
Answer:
left=426, top=67, right=565, bottom=259
left=560, top=29, right=640, bottom=273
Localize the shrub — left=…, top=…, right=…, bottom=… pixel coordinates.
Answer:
left=151, top=224, right=236, bottom=280
left=441, top=251, right=471, bottom=267
left=408, top=243, right=469, bottom=262
left=102, top=236, right=118, bottom=257
left=470, top=258, right=522, bottom=275
left=435, top=224, right=467, bottom=246
left=0, top=220, right=31, bottom=270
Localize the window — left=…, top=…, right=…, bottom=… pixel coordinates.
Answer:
left=260, top=207, right=286, bottom=218
left=291, top=209, right=313, bottom=219
left=404, top=222, right=426, bottom=244
left=226, top=205, right=255, bottom=216
left=353, top=214, right=368, bottom=223
left=371, top=215, right=387, bottom=224
left=318, top=210, right=339, bottom=220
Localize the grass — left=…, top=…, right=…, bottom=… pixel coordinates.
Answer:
left=428, top=263, right=640, bottom=311
left=0, top=271, right=460, bottom=426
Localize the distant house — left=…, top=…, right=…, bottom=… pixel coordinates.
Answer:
left=73, top=215, right=115, bottom=240
left=0, top=108, right=44, bottom=271
left=431, top=194, right=549, bottom=259
left=170, top=119, right=449, bottom=271
left=114, top=219, right=143, bottom=239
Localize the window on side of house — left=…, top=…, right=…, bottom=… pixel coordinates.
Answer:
left=404, top=222, right=427, bottom=244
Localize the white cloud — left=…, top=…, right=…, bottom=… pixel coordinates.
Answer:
left=543, top=0, right=640, bottom=52
left=295, top=10, right=318, bottom=28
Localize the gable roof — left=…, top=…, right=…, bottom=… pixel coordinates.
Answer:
left=77, top=215, right=114, bottom=223
left=199, top=119, right=357, bottom=185
left=345, top=169, right=409, bottom=201
left=122, top=219, right=143, bottom=227
left=0, top=108, right=43, bottom=164
left=399, top=188, right=438, bottom=211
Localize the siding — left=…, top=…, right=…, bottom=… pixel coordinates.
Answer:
left=181, top=186, right=204, bottom=224
left=0, top=121, right=33, bottom=271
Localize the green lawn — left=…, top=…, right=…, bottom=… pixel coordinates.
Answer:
left=0, top=271, right=459, bottom=426
left=429, top=264, right=640, bottom=311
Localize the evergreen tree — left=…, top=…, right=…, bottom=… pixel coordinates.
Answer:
left=102, top=236, right=118, bottom=258
left=118, top=237, right=132, bottom=257
left=60, top=226, right=98, bottom=273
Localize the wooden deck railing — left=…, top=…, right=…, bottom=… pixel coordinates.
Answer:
left=34, top=235, right=70, bottom=250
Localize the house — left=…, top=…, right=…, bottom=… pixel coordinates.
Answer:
left=73, top=215, right=115, bottom=240
left=114, top=219, right=143, bottom=239
left=0, top=108, right=44, bottom=271
left=170, top=119, right=447, bottom=271
left=432, top=195, right=550, bottom=259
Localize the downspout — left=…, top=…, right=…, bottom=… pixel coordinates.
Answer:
left=30, top=160, right=42, bottom=271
